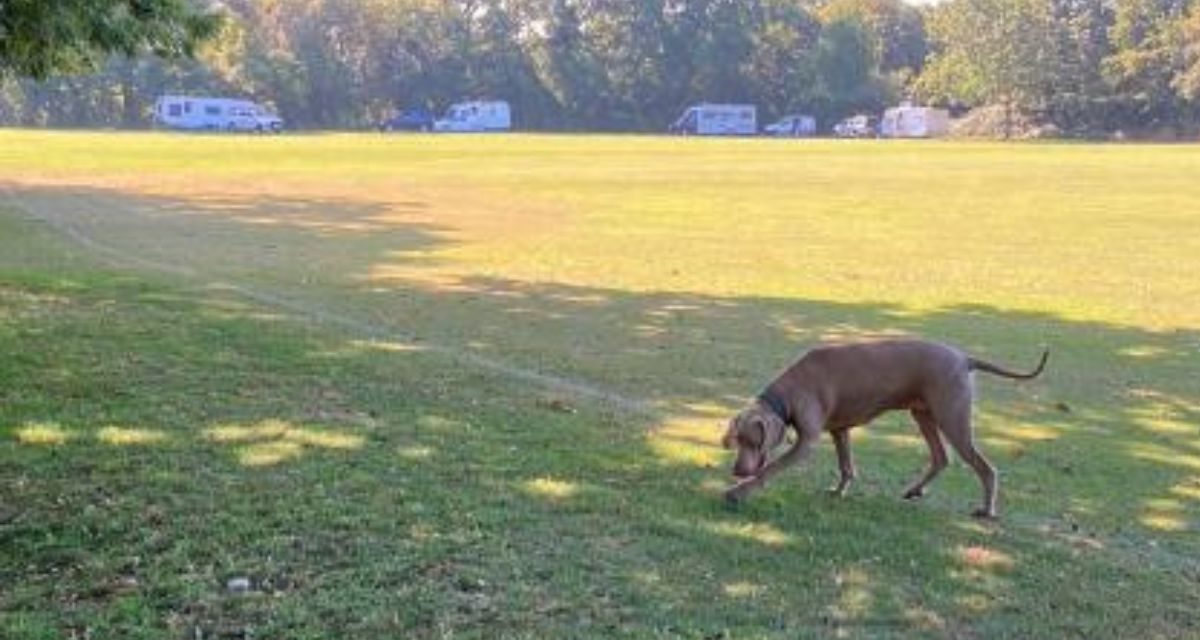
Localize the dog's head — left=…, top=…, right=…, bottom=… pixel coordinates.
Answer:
left=721, top=403, right=787, bottom=479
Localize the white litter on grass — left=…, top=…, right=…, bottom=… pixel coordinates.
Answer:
left=226, top=577, right=251, bottom=593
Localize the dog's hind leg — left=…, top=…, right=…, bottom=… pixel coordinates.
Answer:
left=935, top=399, right=999, bottom=518
left=902, top=408, right=948, bottom=501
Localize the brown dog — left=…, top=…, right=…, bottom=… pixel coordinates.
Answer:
left=721, top=339, right=1048, bottom=518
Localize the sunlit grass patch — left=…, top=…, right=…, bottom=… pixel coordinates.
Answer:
left=522, top=477, right=579, bottom=500
left=1131, top=412, right=1197, bottom=436
left=702, top=520, right=793, bottom=547
left=204, top=419, right=364, bottom=466
left=988, top=422, right=1060, bottom=442
left=415, top=414, right=470, bottom=433
left=827, top=567, right=874, bottom=621
left=348, top=338, right=424, bottom=353
left=1140, top=499, right=1190, bottom=532
left=1140, top=512, right=1189, bottom=532
left=722, top=580, right=766, bottom=599
left=870, top=432, right=926, bottom=450
left=1169, top=479, right=1200, bottom=501
left=397, top=444, right=434, bottom=460
left=1129, top=443, right=1200, bottom=472
left=902, top=607, right=948, bottom=633
left=284, top=427, right=363, bottom=450
left=96, top=426, right=169, bottom=445
left=647, top=414, right=725, bottom=467
left=1119, top=345, right=1171, bottom=359
left=205, top=419, right=293, bottom=442
left=238, top=440, right=305, bottom=466
left=13, top=421, right=72, bottom=445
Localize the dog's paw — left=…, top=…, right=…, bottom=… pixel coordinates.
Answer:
left=902, top=487, right=925, bottom=501
left=970, top=507, right=998, bottom=520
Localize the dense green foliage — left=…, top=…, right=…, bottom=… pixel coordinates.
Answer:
left=1, top=0, right=1198, bottom=135
left=0, top=0, right=219, bottom=80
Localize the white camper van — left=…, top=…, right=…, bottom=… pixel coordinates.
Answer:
left=669, top=104, right=757, bottom=136
left=154, top=95, right=283, bottom=132
left=880, top=104, right=950, bottom=138
left=433, top=101, right=512, bottom=132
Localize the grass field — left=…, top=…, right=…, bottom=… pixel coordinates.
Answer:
left=1, top=130, right=1198, bottom=638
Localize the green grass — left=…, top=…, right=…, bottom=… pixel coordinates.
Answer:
left=1, top=131, right=1198, bottom=638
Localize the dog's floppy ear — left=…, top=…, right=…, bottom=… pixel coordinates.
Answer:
left=743, top=417, right=766, bottom=448
left=721, top=418, right=738, bottom=450
left=759, top=411, right=786, bottom=448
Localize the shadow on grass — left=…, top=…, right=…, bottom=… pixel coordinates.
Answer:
left=2, top=185, right=1199, bottom=638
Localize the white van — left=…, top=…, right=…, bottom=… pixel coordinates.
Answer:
left=669, top=104, right=757, bottom=136
left=880, top=104, right=950, bottom=138
left=154, top=95, right=283, bottom=132
left=433, top=100, right=512, bottom=132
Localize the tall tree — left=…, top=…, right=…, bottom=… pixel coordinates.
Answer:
left=820, top=0, right=927, bottom=75
left=745, top=0, right=822, bottom=120
left=528, top=0, right=609, bottom=128
left=815, top=17, right=884, bottom=122
left=1171, top=7, right=1200, bottom=102
left=1044, top=0, right=1112, bottom=132
left=1103, top=0, right=1193, bottom=129
left=0, top=0, right=220, bottom=79
left=917, top=0, right=1059, bottom=136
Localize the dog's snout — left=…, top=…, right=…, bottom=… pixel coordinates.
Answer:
left=732, top=452, right=765, bottom=479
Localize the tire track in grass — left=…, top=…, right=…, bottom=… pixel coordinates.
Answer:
left=2, top=187, right=656, bottom=417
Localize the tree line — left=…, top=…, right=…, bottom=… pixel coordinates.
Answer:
left=1, top=0, right=1198, bottom=136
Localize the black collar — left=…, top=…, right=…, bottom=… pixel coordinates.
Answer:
left=756, top=388, right=792, bottom=426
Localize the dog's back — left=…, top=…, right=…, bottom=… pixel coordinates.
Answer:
left=788, top=340, right=967, bottom=429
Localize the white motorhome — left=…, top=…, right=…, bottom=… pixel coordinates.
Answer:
left=669, top=104, right=757, bottom=136
left=433, top=100, right=512, bottom=132
left=880, top=104, right=950, bottom=138
left=154, top=95, right=283, bottom=132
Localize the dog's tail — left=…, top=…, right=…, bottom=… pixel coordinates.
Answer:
left=968, top=348, right=1049, bottom=380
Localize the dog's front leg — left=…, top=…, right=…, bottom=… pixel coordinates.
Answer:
left=725, top=428, right=820, bottom=504
left=828, top=429, right=856, bottom=497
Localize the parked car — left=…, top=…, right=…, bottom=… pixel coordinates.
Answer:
left=378, top=107, right=435, bottom=132
left=833, top=114, right=878, bottom=138
left=763, top=114, right=817, bottom=137
left=433, top=101, right=511, bottom=132
left=668, top=103, right=757, bottom=136
left=154, top=95, right=283, bottom=132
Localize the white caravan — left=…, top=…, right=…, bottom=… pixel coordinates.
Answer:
left=433, top=100, right=512, bottom=132
left=880, top=104, right=950, bottom=138
left=154, top=95, right=283, bottom=132
left=669, top=104, right=757, bottom=136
